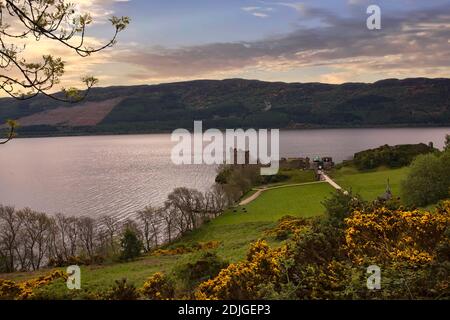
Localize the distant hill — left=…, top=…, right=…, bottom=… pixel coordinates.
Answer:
left=0, top=77, right=449, bottom=136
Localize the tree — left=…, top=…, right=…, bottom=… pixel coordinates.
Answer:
left=166, top=187, right=205, bottom=232
left=0, top=205, right=21, bottom=272
left=204, top=184, right=229, bottom=217
left=0, top=0, right=129, bottom=101
left=77, top=216, right=96, bottom=258
left=100, top=215, right=119, bottom=254
left=137, top=206, right=161, bottom=252
left=18, top=208, right=52, bottom=270
left=0, top=119, right=16, bottom=144
left=445, top=134, right=450, bottom=151
left=119, top=228, right=142, bottom=261
left=0, top=1, right=129, bottom=144
left=401, top=150, right=450, bottom=207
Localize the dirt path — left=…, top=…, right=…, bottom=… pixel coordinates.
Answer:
left=320, top=172, right=343, bottom=190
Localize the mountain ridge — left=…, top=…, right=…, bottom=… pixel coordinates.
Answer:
left=0, top=77, right=449, bottom=136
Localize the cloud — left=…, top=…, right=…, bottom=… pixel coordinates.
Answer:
left=241, top=5, right=273, bottom=18
left=252, top=12, right=270, bottom=18
left=111, top=4, right=450, bottom=83
left=75, top=0, right=130, bottom=22
left=5, top=0, right=448, bottom=93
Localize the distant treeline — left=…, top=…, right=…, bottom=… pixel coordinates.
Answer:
left=350, top=143, right=437, bottom=170
left=1, top=77, right=449, bottom=136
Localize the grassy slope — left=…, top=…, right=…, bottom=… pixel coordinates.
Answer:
left=333, top=166, right=410, bottom=200
left=2, top=182, right=334, bottom=297
left=262, top=169, right=316, bottom=187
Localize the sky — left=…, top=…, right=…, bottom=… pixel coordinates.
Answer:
left=6, top=0, right=450, bottom=90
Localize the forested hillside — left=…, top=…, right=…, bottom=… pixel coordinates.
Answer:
left=0, top=77, right=449, bottom=136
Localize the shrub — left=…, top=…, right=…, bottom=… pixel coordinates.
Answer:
left=344, top=202, right=450, bottom=265
left=400, top=150, right=450, bottom=207
left=106, top=279, right=140, bottom=300
left=195, top=241, right=287, bottom=300
left=175, top=252, right=228, bottom=291
left=0, top=270, right=67, bottom=300
left=322, top=190, right=364, bottom=226
left=119, top=228, right=143, bottom=261
left=265, top=215, right=310, bottom=239
left=141, top=272, right=175, bottom=300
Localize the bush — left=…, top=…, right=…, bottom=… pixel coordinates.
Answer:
left=141, top=272, right=175, bottom=300
left=400, top=149, right=450, bottom=207
left=105, top=279, right=140, bottom=300
left=175, top=252, right=228, bottom=291
left=119, top=228, right=143, bottom=261
left=0, top=270, right=67, bottom=300
left=322, top=190, right=363, bottom=226
left=195, top=241, right=287, bottom=300
left=344, top=201, right=450, bottom=265
left=265, top=215, right=310, bottom=240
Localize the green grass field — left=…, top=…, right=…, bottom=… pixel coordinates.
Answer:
left=263, top=169, right=316, bottom=187
left=333, top=166, right=410, bottom=200
left=219, top=182, right=333, bottom=224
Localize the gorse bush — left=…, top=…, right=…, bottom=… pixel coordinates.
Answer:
left=264, top=215, right=310, bottom=240
left=195, top=241, right=288, bottom=300
left=105, top=279, right=140, bottom=300
left=0, top=271, right=67, bottom=300
left=194, top=200, right=450, bottom=300
left=344, top=204, right=450, bottom=266
left=141, top=272, right=175, bottom=300
left=175, top=252, right=228, bottom=293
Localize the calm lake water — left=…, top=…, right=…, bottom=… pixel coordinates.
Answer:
left=0, top=128, right=448, bottom=220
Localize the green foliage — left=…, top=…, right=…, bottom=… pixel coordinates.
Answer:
left=259, top=174, right=290, bottom=185
left=2, top=78, right=449, bottom=135
left=0, top=1, right=129, bottom=101
left=401, top=149, right=450, bottom=207
left=322, top=189, right=364, bottom=226
left=175, top=252, right=228, bottom=292
left=119, top=228, right=143, bottom=261
left=352, top=143, right=436, bottom=170
left=105, top=279, right=140, bottom=300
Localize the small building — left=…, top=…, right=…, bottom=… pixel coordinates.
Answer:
left=279, top=157, right=310, bottom=169
left=310, top=156, right=334, bottom=171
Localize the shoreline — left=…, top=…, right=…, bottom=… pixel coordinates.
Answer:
left=9, top=124, right=450, bottom=140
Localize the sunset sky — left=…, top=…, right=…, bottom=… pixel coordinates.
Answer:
left=11, top=0, right=450, bottom=89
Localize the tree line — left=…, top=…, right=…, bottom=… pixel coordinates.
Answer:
left=0, top=180, right=241, bottom=273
